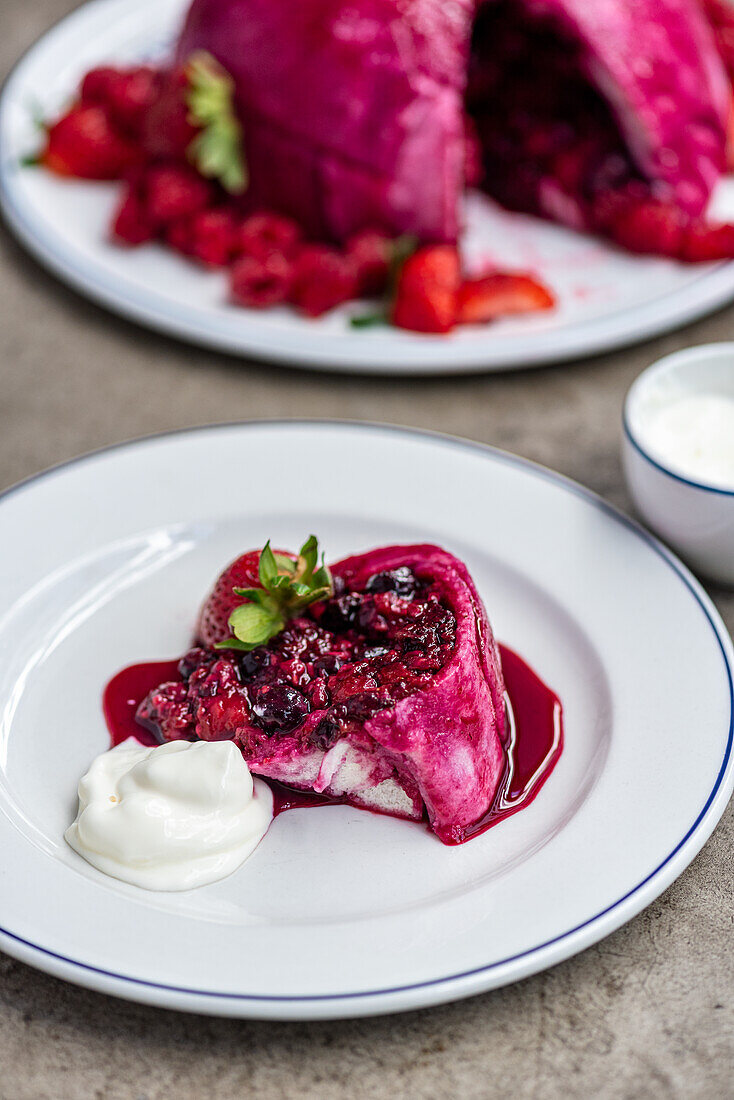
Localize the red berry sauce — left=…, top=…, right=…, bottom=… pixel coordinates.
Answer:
left=103, top=643, right=562, bottom=842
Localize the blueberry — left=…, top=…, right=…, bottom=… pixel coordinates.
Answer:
left=178, top=647, right=214, bottom=681
left=250, top=683, right=309, bottom=734
left=321, top=592, right=362, bottom=632
left=311, top=715, right=340, bottom=750
left=365, top=567, right=417, bottom=598
left=238, top=648, right=271, bottom=680
left=344, top=692, right=383, bottom=720
left=312, top=653, right=344, bottom=677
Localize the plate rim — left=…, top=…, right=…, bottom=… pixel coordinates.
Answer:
left=3, top=0, right=734, bottom=375
left=0, top=419, right=732, bottom=1018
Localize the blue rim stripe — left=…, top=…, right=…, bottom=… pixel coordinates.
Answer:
left=0, top=420, right=732, bottom=1005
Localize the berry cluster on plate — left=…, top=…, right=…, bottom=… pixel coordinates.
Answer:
left=31, top=0, right=734, bottom=332
left=35, top=55, right=554, bottom=334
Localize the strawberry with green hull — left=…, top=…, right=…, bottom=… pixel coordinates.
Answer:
left=137, top=537, right=507, bottom=844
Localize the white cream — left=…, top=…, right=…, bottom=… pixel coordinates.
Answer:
left=65, top=738, right=273, bottom=891
left=643, top=392, right=734, bottom=490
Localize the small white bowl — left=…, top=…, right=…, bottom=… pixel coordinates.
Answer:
left=622, top=343, right=734, bottom=587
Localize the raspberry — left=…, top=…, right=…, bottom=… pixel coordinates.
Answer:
left=607, top=198, right=685, bottom=256
left=289, top=246, right=359, bottom=316
left=80, top=65, right=159, bottom=136
left=236, top=211, right=302, bottom=260
left=111, top=184, right=154, bottom=245
left=143, top=164, right=213, bottom=227
left=346, top=230, right=391, bottom=296
left=164, top=218, right=197, bottom=257
left=191, top=208, right=239, bottom=266
left=230, top=253, right=293, bottom=308
left=141, top=67, right=198, bottom=160
left=680, top=220, right=734, bottom=262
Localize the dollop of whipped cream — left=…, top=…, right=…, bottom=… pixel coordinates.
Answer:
left=65, top=738, right=273, bottom=891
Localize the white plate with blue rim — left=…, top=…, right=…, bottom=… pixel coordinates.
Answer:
left=0, top=420, right=731, bottom=1019
left=3, top=0, right=734, bottom=374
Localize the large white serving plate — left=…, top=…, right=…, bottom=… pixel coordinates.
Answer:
left=3, top=0, right=734, bottom=374
left=0, top=421, right=731, bottom=1019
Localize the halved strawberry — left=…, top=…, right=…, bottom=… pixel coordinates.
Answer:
left=457, top=273, right=555, bottom=324
left=391, top=246, right=460, bottom=333
left=42, top=105, right=140, bottom=180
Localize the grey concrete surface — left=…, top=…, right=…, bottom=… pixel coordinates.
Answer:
left=1, top=3, right=733, bottom=1097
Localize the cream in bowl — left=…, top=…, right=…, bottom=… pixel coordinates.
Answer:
left=622, top=343, right=734, bottom=586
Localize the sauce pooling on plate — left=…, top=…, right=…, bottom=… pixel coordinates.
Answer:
left=103, top=644, right=563, bottom=843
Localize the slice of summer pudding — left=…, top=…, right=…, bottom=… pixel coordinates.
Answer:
left=124, top=538, right=561, bottom=844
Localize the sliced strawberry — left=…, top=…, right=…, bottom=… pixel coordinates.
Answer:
left=346, top=230, right=391, bottom=296
left=191, top=208, right=239, bottom=266
left=458, top=273, right=555, bottom=324
left=111, top=183, right=155, bottom=245
left=391, top=245, right=460, bottom=333
left=236, top=211, right=302, bottom=261
left=80, top=65, right=160, bottom=137
left=42, top=105, right=140, bottom=180
left=231, top=252, right=293, bottom=307
left=289, top=246, right=358, bottom=317
left=143, top=163, right=213, bottom=227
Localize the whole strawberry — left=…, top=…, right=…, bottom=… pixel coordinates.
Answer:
left=196, top=539, right=328, bottom=649
left=42, top=105, right=140, bottom=179
left=196, top=550, right=264, bottom=647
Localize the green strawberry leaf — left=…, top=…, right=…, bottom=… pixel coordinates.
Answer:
left=258, top=540, right=279, bottom=588
left=274, top=553, right=297, bottom=574
left=218, top=536, right=333, bottom=651
left=228, top=602, right=285, bottom=649
left=184, top=51, right=248, bottom=195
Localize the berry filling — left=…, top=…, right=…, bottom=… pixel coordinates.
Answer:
left=467, top=1, right=638, bottom=229
left=137, top=566, right=456, bottom=757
